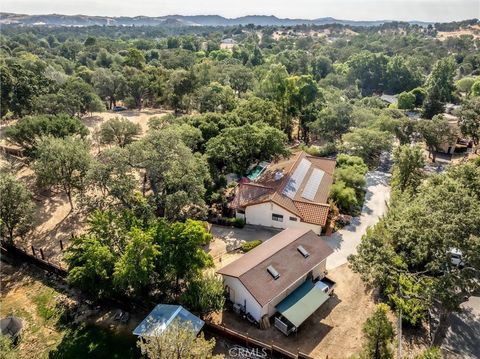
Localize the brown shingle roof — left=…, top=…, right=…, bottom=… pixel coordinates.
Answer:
left=230, top=152, right=335, bottom=226
left=217, top=228, right=333, bottom=307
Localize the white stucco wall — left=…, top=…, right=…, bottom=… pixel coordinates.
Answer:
left=222, top=276, right=263, bottom=321
left=222, top=259, right=328, bottom=321
left=241, top=202, right=322, bottom=234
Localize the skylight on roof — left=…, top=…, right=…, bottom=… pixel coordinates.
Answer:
left=267, top=265, right=280, bottom=280
left=301, top=168, right=325, bottom=201
left=297, top=245, right=310, bottom=258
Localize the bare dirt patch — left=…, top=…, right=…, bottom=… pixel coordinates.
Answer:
left=3, top=109, right=171, bottom=266
left=437, top=25, right=480, bottom=40
left=84, top=108, right=171, bottom=135
left=210, top=264, right=429, bottom=358
left=0, top=260, right=143, bottom=358
left=210, top=264, right=376, bottom=358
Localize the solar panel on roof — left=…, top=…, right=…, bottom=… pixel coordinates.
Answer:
left=301, top=168, right=325, bottom=201
left=282, top=159, right=311, bottom=199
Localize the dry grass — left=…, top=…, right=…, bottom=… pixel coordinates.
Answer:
left=0, top=260, right=142, bottom=359
left=3, top=109, right=171, bottom=266
left=437, top=25, right=480, bottom=40
left=210, top=264, right=429, bottom=358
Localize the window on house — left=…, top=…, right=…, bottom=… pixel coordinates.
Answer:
left=272, top=213, right=283, bottom=222
left=289, top=216, right=297, bottom=221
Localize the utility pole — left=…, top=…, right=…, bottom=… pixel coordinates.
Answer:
left=397, top=306, right=402, bottom=359
left=396, top=278, right=403, bottom=359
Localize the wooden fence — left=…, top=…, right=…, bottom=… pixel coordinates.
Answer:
left=204, top=321, right=314, bottom=359
left=1, top=240, right=67, bottom=277
left=2, top=241, right=320, bottom=359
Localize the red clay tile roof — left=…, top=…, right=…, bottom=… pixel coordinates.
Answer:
left=217, top=228, right=334, bottom=307
left=230, top=152, right=335, bottom=226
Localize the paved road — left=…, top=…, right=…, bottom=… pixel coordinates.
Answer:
left=324, top=167, right=391, bottom=270
left=210, top=224, right=281, bottom=253
left=441, top=296, right=480, bottom=358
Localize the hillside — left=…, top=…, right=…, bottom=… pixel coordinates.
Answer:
left=0, top=12, right=433, bottom=27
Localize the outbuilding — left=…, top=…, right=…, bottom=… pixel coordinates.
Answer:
left=133, top=304, right=204, bottom=337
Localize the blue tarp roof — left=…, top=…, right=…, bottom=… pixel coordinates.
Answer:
left=132, top=304, right=204, bottom=336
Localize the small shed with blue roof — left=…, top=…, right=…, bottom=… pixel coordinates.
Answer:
left=133, top=304, right=204, bottom=337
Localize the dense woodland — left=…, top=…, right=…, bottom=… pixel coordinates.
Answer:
left=1, top=20, right=480, bottom=356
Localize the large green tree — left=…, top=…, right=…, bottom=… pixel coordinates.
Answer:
left=391, top=144, right=425, bottom=194
left=0, top=174, right=35, bottom=243
left=350, top=161, right=480, bottom=327
left=34, top=136, right=91, bottom=210
left=341, top=128, right=392, bottom=167
left=422, top=57, right=456, bottom=119
left=457, top=97, right=480, bottom=152
left=360, top=304, right=394, bottom=359
left=4, top=114, right=88, bottom=158
left=418, top=115, right=456, bottom=162
left=96, top=117, right=141, bottom=147
left=128, top=127, right=210, bottom=220
left=205, top=122, right=289, bottom=174
left=137, top=319, right=219, bottom=359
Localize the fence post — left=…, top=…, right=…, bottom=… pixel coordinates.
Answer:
left=59, top=240, right=64, bottom=251
left=31, top=246, right=36, bottom=256
left=40, top=248, right=45, bottom=260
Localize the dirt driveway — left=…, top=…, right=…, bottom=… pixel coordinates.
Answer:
left=211, top=264, right=377, bottom=358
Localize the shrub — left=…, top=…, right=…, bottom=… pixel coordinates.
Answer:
left=398, top=91, right=416, bottom=110
left=300, top=142, right=337, bottom=157
left=330, top=181, right=358, bottom=213
left=214, top=217, right=245, bottom=228
left=180, top=273, right=225, bottom=314
left=241, top=240, right=262, bottom=252
left=414, top=347, right=442, bottom=359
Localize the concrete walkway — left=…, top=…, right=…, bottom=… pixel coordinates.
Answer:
left=324, top=169, right=391, bottom=270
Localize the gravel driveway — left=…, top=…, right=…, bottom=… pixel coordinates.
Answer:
left=324, top=166, right=391, bottom=270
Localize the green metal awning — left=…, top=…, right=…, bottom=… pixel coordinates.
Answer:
left=276, top=281, right=330, bottom=328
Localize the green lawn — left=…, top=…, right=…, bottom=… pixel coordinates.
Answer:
left=48, top=325, right=140, bottom=359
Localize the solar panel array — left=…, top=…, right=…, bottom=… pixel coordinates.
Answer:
left=301, top=168, right=325, bottom=201
left=282, top=159, right=311, bottom=199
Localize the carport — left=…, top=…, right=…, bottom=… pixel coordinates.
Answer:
left=274, top=281, right=330, bottom=335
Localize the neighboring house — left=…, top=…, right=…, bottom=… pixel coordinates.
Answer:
left=133, top=304, right=204, bottom=336
left=217, top=228, right=334, bottom=334
left=230, top=151, right=336, bottom=235
left=380, top=94, right=397, bottom=105
left=437, top=113, right=473, bottom=155
left=438, top=113, right=460, bottom=155
left=220, top=38, right=237, bottom=49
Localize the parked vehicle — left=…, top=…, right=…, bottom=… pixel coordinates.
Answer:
left=112, top=106, right=128, bottom=112
left=449, top=248, right=465, bottom=267
left=315, top=277, right=336, bottom=295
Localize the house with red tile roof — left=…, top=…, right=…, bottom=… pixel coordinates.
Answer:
left=230, top=151, right=336, bottom=234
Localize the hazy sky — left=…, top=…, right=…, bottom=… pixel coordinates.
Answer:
left=2, top=0, right=479, bottom=22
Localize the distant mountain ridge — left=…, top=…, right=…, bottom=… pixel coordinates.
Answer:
left=0, top=12, right=433, bottom=27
